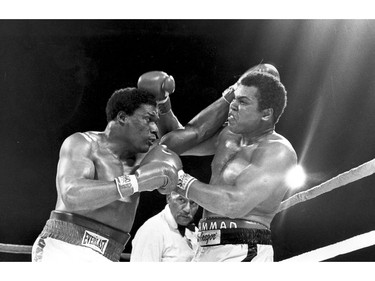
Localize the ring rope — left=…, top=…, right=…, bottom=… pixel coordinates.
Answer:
left=281, top=230, right=375, bottom=262
left=278, top=158, right=375, bottom=213
left=0, top=243, right=131, bottom=260
left=0, top=243, right=32, bottom=254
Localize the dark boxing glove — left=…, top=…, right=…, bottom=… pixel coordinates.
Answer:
left=137, top=71, right=175, bottom=114
left=222, top=63, right=280, bottom=104
left=243, top=63, right=280, bottom=81
left=141, top=144, right=183, bottom=194
left=140, top=144, right=182, bottom=171
left=145, top=145, right=197, bottom=198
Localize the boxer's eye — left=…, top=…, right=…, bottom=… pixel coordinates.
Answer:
left=177, top=198, right=186, bottom=204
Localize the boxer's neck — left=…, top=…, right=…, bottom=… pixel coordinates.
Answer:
left=241, top=127, right=274, bottom=146
left=102, top=124, right=137, bottom=160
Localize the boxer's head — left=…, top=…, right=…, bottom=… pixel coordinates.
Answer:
left=105, top=87, right=157, bottom=122
left=239, top=73, right=287, bottom=124
left=106, top=87, right=159, bottom=153
left=167, top=191, right=199, bottom=226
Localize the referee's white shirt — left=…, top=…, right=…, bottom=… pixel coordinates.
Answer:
left=130, top=205, right=198, bottom=262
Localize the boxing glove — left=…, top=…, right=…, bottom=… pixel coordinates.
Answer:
left=137, top=70, right=174, bottom=108
left=240, top=63, right=280, bottom=81
left=114, top=161, right=179, bottom=198
left=140, top=144, right=183, bottom=171
left=142, top=145, right=196, bottom=197
left=222, top=63, right=280, bottom=104
left=141, top=144, right=183, bottom=194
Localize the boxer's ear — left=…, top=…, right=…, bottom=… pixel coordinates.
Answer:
left=262, top=108, right=273, bottom=121
left=117, top=111, right=127, bottom=125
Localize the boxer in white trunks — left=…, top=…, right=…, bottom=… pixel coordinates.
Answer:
left=161, top=64, right=298, bottom=261
left=32, top=72, right=183, bottom=262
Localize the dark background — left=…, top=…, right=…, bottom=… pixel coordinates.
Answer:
left=1, top=20, right=375, bottom=261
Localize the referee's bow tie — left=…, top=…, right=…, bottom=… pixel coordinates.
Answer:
left=177, top=223, right=195, bottom=236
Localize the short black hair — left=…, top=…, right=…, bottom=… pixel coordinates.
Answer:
left=105, top=87, right=157, bottom=122
left=240, top=73, right=287, bottom=124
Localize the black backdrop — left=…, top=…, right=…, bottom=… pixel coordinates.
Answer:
left=1, top=20, right=375, bottom=261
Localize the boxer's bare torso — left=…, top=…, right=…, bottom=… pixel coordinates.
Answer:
left=55, top=131, right=146, bottom=232
left=205, top=127, right=296, bottom=229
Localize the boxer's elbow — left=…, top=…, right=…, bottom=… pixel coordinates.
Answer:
left=59, top=181, right=83, bottom=210
left=160, top=129, right=199, bottom=155
left=61, top=191, right=80, bottom=210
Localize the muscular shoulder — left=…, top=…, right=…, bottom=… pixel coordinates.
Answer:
left=60, top=132, right=100, bottom=159
left=256, top=133, right=297, bottom=165
left=217, top=125, right=241, bottom=144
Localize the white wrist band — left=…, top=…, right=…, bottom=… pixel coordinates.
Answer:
left=222, top=96, right=231, bottom=104
left=222, top=83, right=238, bottom=104
left=114, top=178, right=125, bottom=199
left=178, top=170, right=197, bottom=198
left=157, top=95, right=169, bottom=105
left=114, top=174, right=139, bottom=198
left=185, top=178, right=196, bottom=198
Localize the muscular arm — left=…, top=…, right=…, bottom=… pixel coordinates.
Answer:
left=185, top=141, right=297, bottom=218
left=160, top=97, right=230, bottom=155
left=157, top=106, right=183, bottom=137
left=56, top=133, right=124, bottom=211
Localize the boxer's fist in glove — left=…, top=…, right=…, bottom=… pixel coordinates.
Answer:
left=136, top=162, right=179, bottom=194
left=137, top=71, right=175, bottom=102
left=139, top=144, right=183, bottom=194
left=222, top=63, right=280, bottom=104
left=140, top=144, right=183, bottom=171
left=114, top=161, right=178, bottom=198
left=239, top=63, right=280, bottom=81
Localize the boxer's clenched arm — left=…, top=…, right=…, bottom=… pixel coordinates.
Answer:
left=157, top=109, right=184, bottom=137
left=137, top=71, right=183, bottom=137
left=182, top=141, right=297, bottom=218
left=160, top=97, right=230, bottom=155
left=57, top=137, right=180, bottom=211
left=56, top=133, right=121, bottom=211
left=180, top=129, right=222, bottom=156
left=160, top=64, right=281, bottom=155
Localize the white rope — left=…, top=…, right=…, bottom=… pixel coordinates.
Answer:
left=0, top=243, right=131, bottom=260
left=0, top=243, right=32, bottom=254
left=281, top=230, right=375, bottom=262
left=278, top=158, right=375, bottom=213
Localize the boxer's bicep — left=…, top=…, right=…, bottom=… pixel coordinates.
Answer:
left=181, top=130, right=221, bottom=156
left=161, top=127, right=220, bottom=155
left=57, top=134, right=95, bottom=192
left=181, top=125, right=228, bottom=156
left=157, top=110, right=184, bottom=138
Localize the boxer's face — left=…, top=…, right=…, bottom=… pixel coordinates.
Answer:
left=126, top=104, right=159, bottom=153
left=168, top=192, right=198, bottom=226
left=228, top=85, right=263, bottom=134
